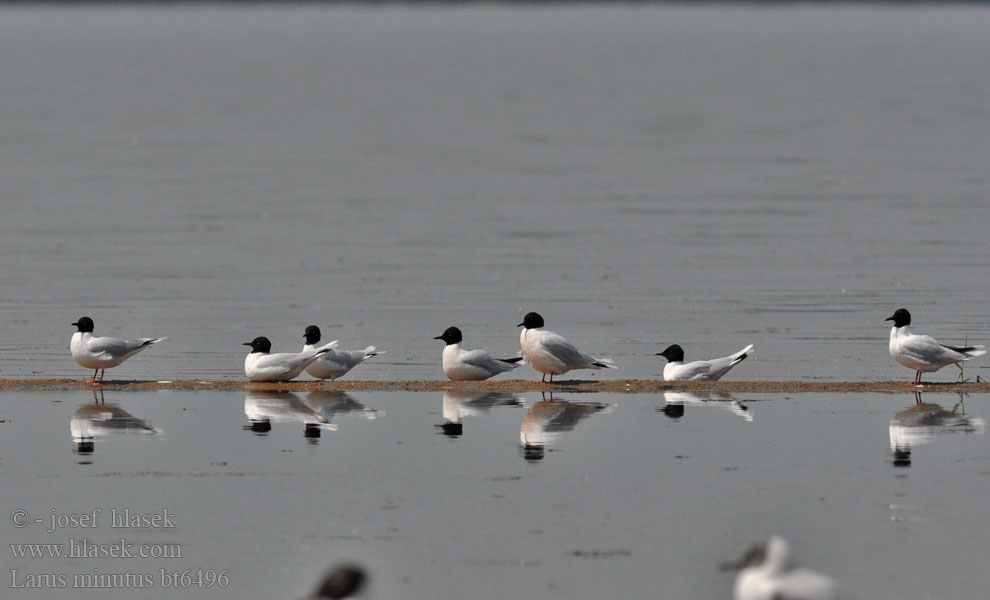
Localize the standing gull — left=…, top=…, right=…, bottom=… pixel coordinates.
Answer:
left=656, top=343, right=754, bottom=381
left=302, top=325, right=384, bottom=381
left=518, top=312, right=615, bottom=384
left=434, top=326, right=523, bottom=381
left=886, top=308, right=985, bottom=385
left=70, top=316, right=166, bottom=384
left=243, top=336, right=338, bottom=382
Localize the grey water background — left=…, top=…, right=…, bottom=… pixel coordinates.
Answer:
left=3, top=6, right=990, bottom=600
left=1, top=388, right=988, bottom=599
left=2, top=5, right=990, bottom=382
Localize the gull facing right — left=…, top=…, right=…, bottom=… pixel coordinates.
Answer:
left=886, top=308, right=985, bottom=385
left=721, top=535, right=837, bottom=600
left=518, top=312, right=616, bottom=384
left=434, top=326, right=523, bottom=381
left=243, top=336, right=338, bottom=382
left=70, top=316, right=167, bottom=384
left=655, top=343, right=754, bottom=381
left=302, top=325, right=384, bottom=381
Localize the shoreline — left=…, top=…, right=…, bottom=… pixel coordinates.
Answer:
left=0, top=379, right=985, bottom=394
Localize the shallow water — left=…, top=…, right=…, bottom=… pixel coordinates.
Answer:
left=1, top=6, right=990, bottom=383
left=1, top=388, right=988, bottom=599
left=3, top=6, right=990, bottom=599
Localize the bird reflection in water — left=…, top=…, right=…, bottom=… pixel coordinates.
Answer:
left=657, top=391, right=752, bottom=422
left=889, top=391, right=985, bottom=467
left=437, top=391, right=523, bottom=437
left=71, top=388, right=161, bottom=454
left=520, top=392, right=612, bottom=461
left=244, top=391, right=337, bottom=442
left=303, top=391, right=383, bottom=424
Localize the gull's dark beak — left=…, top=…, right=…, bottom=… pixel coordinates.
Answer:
left=243, top=342, right=253, bottom=347
left=517, top=322, right=525, bottom=327
left=433, top=335, right=444, bottom=340
left=71, top=322, right=78, bottom=327
left=885, top=315, right=895, bottom=322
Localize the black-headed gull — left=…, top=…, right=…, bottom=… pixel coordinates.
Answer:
left=656, top=343, right=754, bottom=381
left=70, top=316, right=166, bottom=384
left=886, top=308, right=986, bottom=385
left=302, top=325, right=384, bottom=381
left=243, top=336, right=338, bottom=382
left=517, top=312, right=615, bottom=383
left=721, top=536, right=838, bottom=600
left=434, top=326, right=523, bottom=381
left=306, top=563, right=367, bottom=600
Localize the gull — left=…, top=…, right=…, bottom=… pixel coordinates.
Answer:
left=302, top=325, right=384, bottom=381
left=434, top=326, right=523, bottom=381
left=243, top=336, right=338, bottom=382
left=721, top=536, right=838, bottom=600
left=886, top=308, right=986, bottom=385
left=70, top=316, right=166, bottom=384
left=304, top=563, right=367, bottom=600
left=518, top=312, right=615, bottom=383
left=656, top=343, right=754, bottom=381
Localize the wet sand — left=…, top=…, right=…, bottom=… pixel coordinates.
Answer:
left=3, top=378, right=987, bottom=394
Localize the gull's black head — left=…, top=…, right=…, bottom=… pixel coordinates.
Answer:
left=72, top=316, right=95, bottom=333
left=885, top=308, right=911, bottom=328
left=656, top=344, right=685, bottom=363
left=310, top=563, right=367, bottom=600
left=518, top=312, right=544, bottom=329
left=244, top=336, right=272, bottom=354
left=720, top=539, right=768, bottom=572
left=304, top=325, right=322, bottom=345
left=434, top=326, right=463, bottom=345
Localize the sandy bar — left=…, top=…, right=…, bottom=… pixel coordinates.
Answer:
left=0, top=379, right=987, bottom=394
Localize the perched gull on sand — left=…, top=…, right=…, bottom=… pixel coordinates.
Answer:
left=243, top=336, right=338, bottom=382
left=70, top=316, right=166, bottom=383
left=434, top=326, right=523, bottom=381
left=886, top=308, right=985, bottom=385
left=655, top=343, right=754, bottom=381
left=518, top=312, right=615, bottom=384
left=302, top=325, right=384, bottom=381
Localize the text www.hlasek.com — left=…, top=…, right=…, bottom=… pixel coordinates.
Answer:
left=11, top=538, right=181, bottom=560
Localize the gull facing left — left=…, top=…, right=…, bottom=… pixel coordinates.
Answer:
left=721, top=536, right=837, bottom=600
left=302, top=325, right=384, bottom=381
left=518, top=312, right=616, bottom=384
left=243, top=336, right=338, bottom=382
left=886, top=308, right=986, bottom=385
left=434, top=326, right=523, bottom=381
left=656, top=343, right=754, bottom=381
left=70, top=316, right=166, bottom=383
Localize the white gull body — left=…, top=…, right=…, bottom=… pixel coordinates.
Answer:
left=724, top=536, right=838, bottom=600
left=657, top=344, right=754, bottom=381
left=886, top=308, right=985, bottom=385
left=517, top=312, right=615, bottom=383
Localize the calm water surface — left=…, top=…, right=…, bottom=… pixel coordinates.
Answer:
left=2, top=6, right=990, bottom=599
left=1, top=388, right=989, bottom=599
left=1, top=6, right=990, bottom=382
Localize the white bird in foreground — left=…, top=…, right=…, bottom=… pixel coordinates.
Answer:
left=721, top=536, right=838, bottom=600
left=656, top=343, right=754, bottom=381
left=434, top=326, right=523, bottom=381
left=70, top=316, right=166, bottom=383
left=518, top=312, right=616, bottom=384
left=886, top=308, right=986, bottom=385
left=302, top=325, right=384, bottom=381
left=243, top=336, right=338, bottom=382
